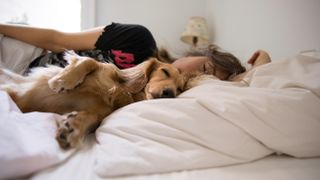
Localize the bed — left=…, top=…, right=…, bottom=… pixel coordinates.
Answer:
left=0, top=37, right=320, bottom=179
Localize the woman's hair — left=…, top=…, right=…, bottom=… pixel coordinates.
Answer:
left=156, top=44, right=246, bottom=79
left=186, top=44, right=246, bottom=78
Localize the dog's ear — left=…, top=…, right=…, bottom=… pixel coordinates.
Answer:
left=142, top=58, right=159, bottom=79
left=115, top=58, right=159, bottom=93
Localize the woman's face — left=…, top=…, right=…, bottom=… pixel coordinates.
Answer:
left=172, top=56, right=229, bottom=80
left=172, top=56, right=213, bottom=74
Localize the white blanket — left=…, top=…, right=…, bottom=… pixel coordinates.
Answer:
left=0, top=91, right=73, bottom=179
left=0, top=35, right=74, bottom=179
left=94, top=51, right=320, bottom=177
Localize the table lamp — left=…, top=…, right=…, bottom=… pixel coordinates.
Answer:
left=180, top=16, right=210, bottom=48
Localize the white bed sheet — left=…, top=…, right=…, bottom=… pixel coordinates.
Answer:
left=31, top=135, right=320, bottom=180
left=0, top=91, right=74, bottom=180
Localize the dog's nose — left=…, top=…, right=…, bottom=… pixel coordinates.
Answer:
left=160, top=89, right=175, bottom=98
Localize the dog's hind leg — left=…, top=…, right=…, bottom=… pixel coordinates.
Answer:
left=56, top=109, right=108, bottom=150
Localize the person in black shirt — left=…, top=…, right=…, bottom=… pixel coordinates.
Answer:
left=0, top=23, right=268, bottom=81
left=0, top=22, right=157, bottom=70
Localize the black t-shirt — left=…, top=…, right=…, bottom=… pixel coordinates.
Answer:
left=28, top=22, right=157, bottom=70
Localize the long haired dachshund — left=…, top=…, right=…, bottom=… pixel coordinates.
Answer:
left=0, top=52, right=186, bottom=149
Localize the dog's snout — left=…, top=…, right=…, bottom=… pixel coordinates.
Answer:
left=160, top=89, right=175, bottom=98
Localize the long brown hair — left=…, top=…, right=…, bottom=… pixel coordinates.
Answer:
left=156, top=44, right=246, bottom=79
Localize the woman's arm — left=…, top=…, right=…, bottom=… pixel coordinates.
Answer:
left=230, top=50, right=271, bottom=82
left=247, top=50, right=272, bottom=68
left=0, top=24, right=104, bottom=52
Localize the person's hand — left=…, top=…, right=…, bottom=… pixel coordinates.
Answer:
left=247, top=50, right=271, bottom=68
left=229, top=50, right=272, bottom=82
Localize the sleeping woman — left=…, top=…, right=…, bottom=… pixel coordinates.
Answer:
left=159, top=45, right=272, bottom=82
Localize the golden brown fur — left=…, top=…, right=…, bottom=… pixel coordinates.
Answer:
left=0, top=52, right=185, bottom=150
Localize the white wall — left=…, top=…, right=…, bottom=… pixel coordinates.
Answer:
left=95, top=0, right=206, bottom=56
left=94, top=0, right=320, bottom=61
left=206, top=0, right=320, bottom=61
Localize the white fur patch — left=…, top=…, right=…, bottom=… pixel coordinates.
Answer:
left=63, top=50, right=88, bottom=64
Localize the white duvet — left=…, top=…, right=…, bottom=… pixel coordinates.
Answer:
left=1, top=52, right=320, bottom=179
left=94, top=51, right=320, bottom=177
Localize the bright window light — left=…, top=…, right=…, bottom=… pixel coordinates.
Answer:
left=0, top=0, right=81, bottom=32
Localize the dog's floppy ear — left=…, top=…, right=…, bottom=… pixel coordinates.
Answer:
left=116, top=58, right=159, bottom=93
left=142, top=58, right=159, bottom=79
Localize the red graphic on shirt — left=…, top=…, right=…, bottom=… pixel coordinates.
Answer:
left=112, top=50, right=135, bottom=68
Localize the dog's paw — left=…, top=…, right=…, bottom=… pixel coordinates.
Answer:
left=56, top=112, right=83, bottom=150
left=48, top=75, right=83, bottom=93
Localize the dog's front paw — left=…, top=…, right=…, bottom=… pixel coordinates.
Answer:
left=48, top=74, right=82, bottom=93
left=56, top=112, right=83, bottom=150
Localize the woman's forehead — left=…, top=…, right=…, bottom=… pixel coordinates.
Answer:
left=184, top=56, right=210, bottom=63
left=172, top=56, right=211, bottom=73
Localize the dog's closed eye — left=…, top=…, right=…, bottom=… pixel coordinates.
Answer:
left=161, top=68, right=171, bottom=78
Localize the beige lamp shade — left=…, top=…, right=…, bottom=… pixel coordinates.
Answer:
left=180, top=16, right=210, bottom=47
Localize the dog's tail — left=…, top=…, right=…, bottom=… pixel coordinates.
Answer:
left=62, top=50, right=88, bottom=64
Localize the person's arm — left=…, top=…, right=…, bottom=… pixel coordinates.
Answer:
left=0, top=24, right=104, bottom=52
left=230, top=50, right=271, bottom=81
left=247, top=50, right=271, bottom=68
